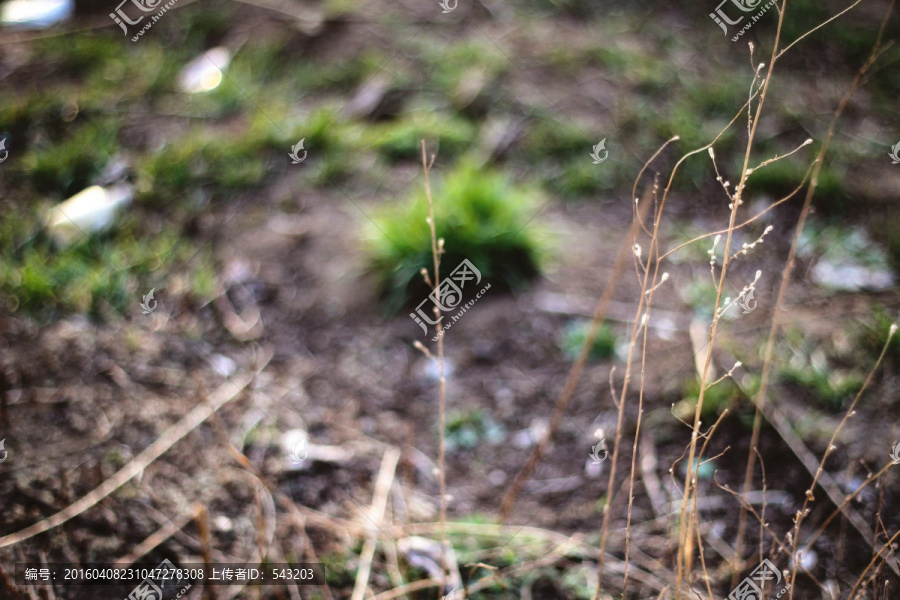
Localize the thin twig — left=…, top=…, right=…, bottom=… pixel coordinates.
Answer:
left=0, top=368, right=260, bottom=549
left=732, top=2, right=896, bottom=591
left=679, top=0, right=789, bottom=592
left=419, top=140, right=449, bottom=588
left=351, top=447, right=402, bottom=600
left=499, top=166, right=656, bottom=522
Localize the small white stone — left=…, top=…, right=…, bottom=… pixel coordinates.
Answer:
left=213, top=515, right=233, bottom=532
left=210, top=354, right=236, bottom=378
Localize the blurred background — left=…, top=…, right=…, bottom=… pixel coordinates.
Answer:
left=1, top=0, right=899, bottom=597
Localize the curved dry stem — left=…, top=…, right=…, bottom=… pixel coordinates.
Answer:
left=715, top=476, right=789, bottom=556
left=660, top=162, right=814, bottom=262
left=633, top=136, right=682, bottom=239
left=803, top=463, right=893, bottom=552
left=690, top=409, right=731, bottom=600
left=498, top=185, right=652, bottom=524
left=727, top=3, right=895, bottom=592
left=847, top=529, right=900, bottom=600
left=786, top=325, right=897, bottom=592
left=676, top=4, right=789, bottom=591
left=594, top=141, right=678, bottom=599
left=775, top=0, right=866, bottom=59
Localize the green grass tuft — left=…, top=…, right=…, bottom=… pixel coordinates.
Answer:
left=368, top=160, right=544, bottom=311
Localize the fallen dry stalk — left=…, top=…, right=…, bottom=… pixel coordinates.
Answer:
left=0, top=369, right=258, bottom=550
left=351, top=447, right=401, bottom=600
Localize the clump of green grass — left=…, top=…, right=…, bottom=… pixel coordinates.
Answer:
left=136, top=125, right=276, bottom=208
left=856, top=308, right=900, bottom=363
left=0, top=179, right=214, bottom=320
left=364, top=112, right=476, bottom=163
left=22, top=119, right=120, bottom=197
left=560, top=320, right=617, bottom=362
left=521, top=118, right=593, bottom=159
left=779, top=362, right=863, bottom=411
left=368, top=160, right=544, bottom=310
left=0, top=229, right=198, bottom=320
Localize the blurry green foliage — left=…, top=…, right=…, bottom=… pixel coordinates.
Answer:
left=0, top=230, right=198, bottom=320
left=23, top=119, right=120, bottom=197
left=364, top=112, right=476, bottom=163
left=560, top=320, right=617, bottom=362
left=444, top=408, right=505, bottom=452
left=676, top=377, right=741, bottom=422
left=368, top=160, right=544, bottom=311
left=779, top=363, right=862, bottom=411
left=856, top=308, right=900, bottom=363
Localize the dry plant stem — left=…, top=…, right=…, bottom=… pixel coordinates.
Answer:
left=419, top=140, right=448, bottom=588
left=0, top=370, right=258, bottom=549
left=849, top=529, right=900, bottom=600
left=775, top=0, right=867, bottom=59
left=254, top=486, right=266, bottom=569
left=731, top=3, right=894, bottom=590
left=717, top=480, right=789, bottom=554
left=209, top=418, right=337, bottom=600
left=661, top=158, right=813, bottom=262
left=753, top=396, right=888, bottom=568
left=118, top=511, right=195, bottom=565
left=690, top=411, right=731, bottom=599
left=195, top=503, right=217, bottom=600
left=624, top=184, right=683, bottom=593
left=785, top=327, right=897, bottom=593
left=401, top=521, right=672, bottom=591
left=351, top=447, right=401, bottom=600
left=596, top=79, right=775, bottom=597
left=498, top=175, right=654, bottom=523
left=677, top=4, right=787, bottom=596
left=754, top=447, right=767, bottom=566
left=590, top=138, right=681, bottom=599
left=804, top=463, right=893, bottom=551
left=596, top=126, right=739, bottom=597
left=372, top=577, right=443, bottom=600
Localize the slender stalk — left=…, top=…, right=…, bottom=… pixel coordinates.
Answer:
left=591, top=138, right=680, bottom=599
left=731, top=4, right=895, bottom=591
left=676, top=4, right=787, bottom=596
left=420, top=141, right=449, bottom=590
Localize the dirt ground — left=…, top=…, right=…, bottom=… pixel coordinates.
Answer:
left=2, top=0, right=900, bottom=599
